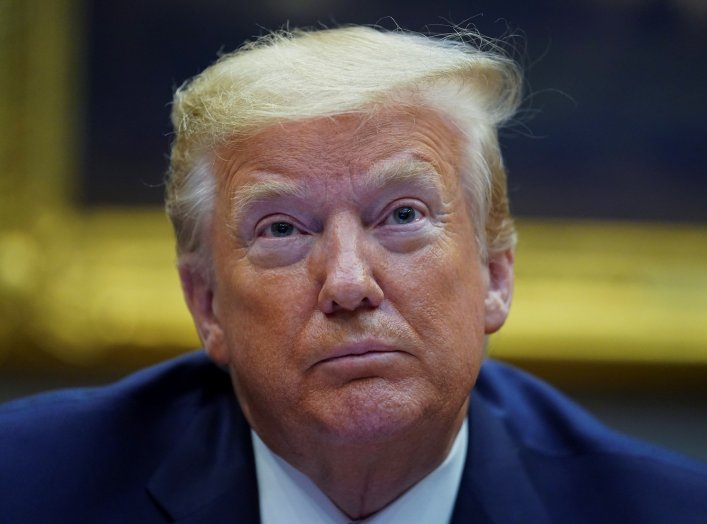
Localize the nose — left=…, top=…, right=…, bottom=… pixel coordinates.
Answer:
left=315, top=215, right=384, bottom=314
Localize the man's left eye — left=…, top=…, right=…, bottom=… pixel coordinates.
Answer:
left=391, top=206, right=418, bottom=224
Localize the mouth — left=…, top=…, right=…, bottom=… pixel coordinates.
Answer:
left=315, top=340, right=406, bottom=366
left=308, top=339, right=414, bottom=383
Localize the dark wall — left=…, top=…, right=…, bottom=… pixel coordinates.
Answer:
left=81, top=0, right=707, bottom=222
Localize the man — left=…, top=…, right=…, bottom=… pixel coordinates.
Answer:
left=1, top=26, right=705, bottom=523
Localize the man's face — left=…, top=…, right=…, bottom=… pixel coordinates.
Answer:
left=184, top=107, right=512, bottom=453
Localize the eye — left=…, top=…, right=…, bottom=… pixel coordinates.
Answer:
left=391, top=206, right=417, bottom=224
left=268, top=221, right=295, bottom=237
left=381, top=203, right=427, bottom=227
left=256, top=217, right=305, bottom=239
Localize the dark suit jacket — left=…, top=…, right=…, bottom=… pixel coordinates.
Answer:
left=1, top=351, right=705, bottom=523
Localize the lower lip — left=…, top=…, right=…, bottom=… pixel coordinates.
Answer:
left=317, top=351, right=406, bottom=378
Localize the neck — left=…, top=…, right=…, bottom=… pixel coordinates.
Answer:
left=276, top=403, right=467, bottom=520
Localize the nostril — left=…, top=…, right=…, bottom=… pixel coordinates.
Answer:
left=327, top=296, right=377, bottom=314
left=318, top=273, right=384, bottom=314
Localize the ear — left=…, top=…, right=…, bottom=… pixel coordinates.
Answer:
left=178, top=264, right=230, bottom=365
left=484, top=248, right=514, bottom=334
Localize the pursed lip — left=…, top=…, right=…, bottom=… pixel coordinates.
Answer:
left=314, top=340, right=406, bottom=366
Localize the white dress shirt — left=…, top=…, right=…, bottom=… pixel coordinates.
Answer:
left=253, top=419, right=468, bottom=524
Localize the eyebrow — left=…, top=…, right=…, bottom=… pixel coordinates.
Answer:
left=229, top=156, right=442, bottom=226
left=362, top=157, right=442, bottom=195
left=230, top=177, right=306, bottom=226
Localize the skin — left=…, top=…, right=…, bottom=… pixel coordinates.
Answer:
left=181, top=107, right=514, bottom=519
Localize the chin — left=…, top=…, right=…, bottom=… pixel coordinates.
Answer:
left=307, top=378, right=436, bottom=445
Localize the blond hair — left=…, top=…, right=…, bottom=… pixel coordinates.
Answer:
left=166, top=26, right=522, bottom=265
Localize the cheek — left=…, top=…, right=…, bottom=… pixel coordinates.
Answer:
left=215, top=265, right=315, bottom=422
left=394, top=234, right=485, bottom=316
left=241, top=269, right=305, bottom=315
left=218, top=263, right=314, bottom=350
left=383, top=237, right=487, bottom=370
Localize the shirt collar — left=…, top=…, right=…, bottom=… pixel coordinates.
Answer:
left=253, top=418, right=468, bottom=524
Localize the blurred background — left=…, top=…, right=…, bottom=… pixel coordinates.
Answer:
left=1, top=0, right=705, bottom=459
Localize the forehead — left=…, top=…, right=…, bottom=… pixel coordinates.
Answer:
left=215, top=107, right=465, bottom=194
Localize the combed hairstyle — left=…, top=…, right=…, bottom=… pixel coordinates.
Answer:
left=166, top=25, right=522, bottom=269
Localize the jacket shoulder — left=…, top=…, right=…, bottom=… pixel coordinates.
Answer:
left=473, top=360, right=707, bottom=523
left=0, top=351, right=235, bottom=522
left=0, top=350, right=227, bottom=434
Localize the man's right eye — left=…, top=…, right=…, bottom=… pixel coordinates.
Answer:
left=254, top=214, right=308, bottom=240
left=267, top=221, right=295, bottom=237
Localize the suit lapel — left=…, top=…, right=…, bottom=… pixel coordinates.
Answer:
left=450, top=391, right=549, bottom=524
left=147, top=392, right=260, bottom=523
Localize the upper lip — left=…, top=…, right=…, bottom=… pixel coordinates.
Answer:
left=316, top=340, right=403, bottom=365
